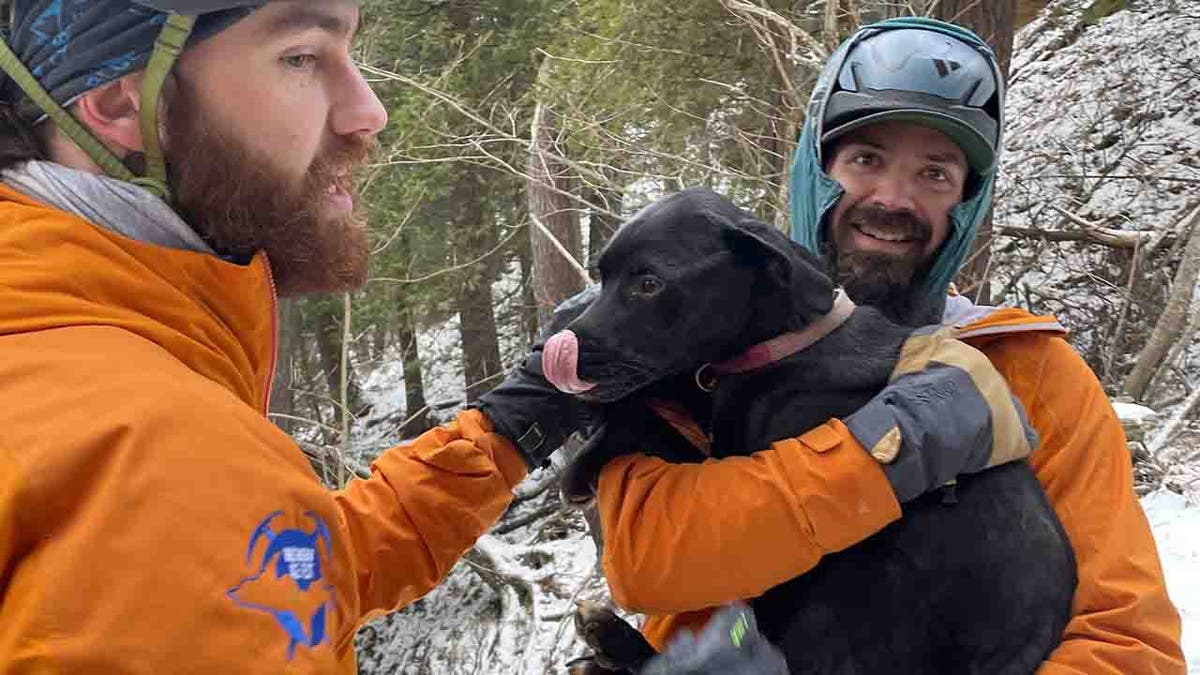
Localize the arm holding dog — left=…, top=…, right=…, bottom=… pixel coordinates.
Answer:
left=595, top=330, right=1029, bottom=612
left=844, top=328, right=1039, bottom=503
left=596, top=325, right=1183, bottom=672
left=598, top=417, right=902, bottom=612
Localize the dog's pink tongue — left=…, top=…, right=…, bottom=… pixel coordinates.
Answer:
left=543, top=331, right=597, bottom=394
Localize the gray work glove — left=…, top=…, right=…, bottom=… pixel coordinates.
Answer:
left=845, top=329, right=1039, bottom=503
left=476, top=286, right=600, bottom=469
left=640, top=604, right=788, bottom=675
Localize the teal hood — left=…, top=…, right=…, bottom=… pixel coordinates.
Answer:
left=788, top=17, right=1001, bottom=300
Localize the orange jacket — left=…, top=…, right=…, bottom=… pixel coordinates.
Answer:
left=0, top=185, right=527, bottom=672
left=596, top=307, right=1185, bottom=673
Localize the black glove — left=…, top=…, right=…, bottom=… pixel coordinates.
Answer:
left=477, top=286, right=600, bottom=469
left=845, top=330, right=1039, bottom=503
left=639, top=604, right=788, bottom=675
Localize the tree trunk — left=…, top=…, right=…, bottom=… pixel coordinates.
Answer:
left=935, top=0, right=1017, bottom=304
left=1123, top=205, right=1200, bottom=401
left=1016, top=0, right=1050, bottom=28
left=453, top=170, right=504, bottom=404
left=517, top=237, right=541, bottom=344
left=526, top=61, right=586, bottom=328
left=584, top=184, right=622, bottom=277
left=1146, top=290, right=1200, bottom=402
left=395, top=297, right=433, bottom=437
left=934, top=0, right=1018, bottom=69
left=269, top=298, right=302, bottom=435
left=446, top=0, right=504, bottom=403
left=458, top=282, right=503, bottom=403
left=313, top=299, right=370, bottom=427
left=773, top=87, right=802, bottom=230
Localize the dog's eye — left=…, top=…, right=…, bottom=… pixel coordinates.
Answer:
left=634, top=275, right=664, bottom=297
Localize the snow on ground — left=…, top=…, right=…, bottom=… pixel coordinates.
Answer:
left=353, top=474, right=609, bottom=673
left=1144, top=490, right=1200, bottom=671
left=1113, top=401, right=1161, bottom=426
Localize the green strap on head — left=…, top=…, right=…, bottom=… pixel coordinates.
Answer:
left=0, top=13, right=196, bottom=202
left=137, top=13, right=196, bottom=200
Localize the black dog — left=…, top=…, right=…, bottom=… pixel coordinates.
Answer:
left=547, top=188, right=1076, bottom=674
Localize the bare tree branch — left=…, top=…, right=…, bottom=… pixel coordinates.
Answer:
left=1124, top=203, right=1200, bottom=400
left=998, top=225, right=1156, bottom=250
left=529, top=212, right=591, bottom=286
left=1148, top=385, right=1200, bottom=455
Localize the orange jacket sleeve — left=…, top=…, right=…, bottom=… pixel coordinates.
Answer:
left=0, top=448, right=23, bottom=590
left=334, top=409, right=527, bottom=618
left=982, top=335, right=1184, bottom=674
left=596, top=418, right=901, bottom=612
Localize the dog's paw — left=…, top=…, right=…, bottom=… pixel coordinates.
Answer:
left=574, top=600, right=658, bottom=672
left=565, top=654, right=632, bottom=675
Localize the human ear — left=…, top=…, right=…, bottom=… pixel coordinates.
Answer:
left=72, top=73, right=146, bottom=155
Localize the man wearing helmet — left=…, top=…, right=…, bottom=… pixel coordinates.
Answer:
left=572, top=18, right=1184, bottom=673
left=0, top=1, right=582, bottom=670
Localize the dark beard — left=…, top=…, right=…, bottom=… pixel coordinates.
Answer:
left=164, top=81, right=372, bottom=297
left=825, top=204, right=941, bottom=326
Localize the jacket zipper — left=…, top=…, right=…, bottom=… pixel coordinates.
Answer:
left=262, top=256, right=279, bottom=415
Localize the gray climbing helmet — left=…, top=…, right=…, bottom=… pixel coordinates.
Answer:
left=809, top=17, right=1005, bottom=175
left=0, top=0, right=267, bottom=200
left=133, top=0, right=263, bottom=9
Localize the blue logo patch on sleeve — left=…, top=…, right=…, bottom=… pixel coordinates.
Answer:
left=227, top=511, right=335, bottom=660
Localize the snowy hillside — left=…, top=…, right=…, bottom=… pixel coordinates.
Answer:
left=1146, top=490, right=1200, bottom=673
left=994, top=0, right=1200, bottom=396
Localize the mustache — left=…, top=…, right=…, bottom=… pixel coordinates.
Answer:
left=306, top=134, right=375, bottom=195
left=843, top=204, right=932, bottom=241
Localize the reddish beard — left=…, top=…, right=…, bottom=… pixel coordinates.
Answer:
left=164, top=84, right=373, bottom=297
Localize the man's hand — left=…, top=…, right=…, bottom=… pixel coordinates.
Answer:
left=476, top=286, right=600, bottom=469
left=845, top=329, right=1039, bottom=503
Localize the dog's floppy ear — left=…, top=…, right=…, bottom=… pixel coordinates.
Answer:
left=722, top=217, right=835, bottom=327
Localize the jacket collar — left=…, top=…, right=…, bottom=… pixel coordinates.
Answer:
left=0, top=184, right=277, bottom=411
left=2, top=160, right=215, bottom=255
left=942, top=294, right=1066, bottom=339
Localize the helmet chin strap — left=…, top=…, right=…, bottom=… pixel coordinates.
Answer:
left=0, top=12, right=196, bottom=203
left=137, top=13, right=197, bottom=202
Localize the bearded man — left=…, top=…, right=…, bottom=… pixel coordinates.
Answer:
left=0, top=2, right=576, bottom=671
